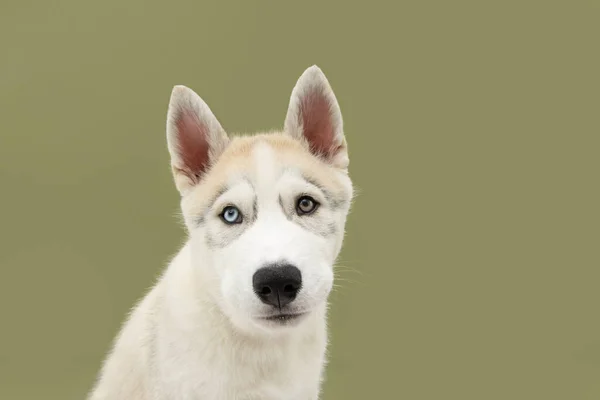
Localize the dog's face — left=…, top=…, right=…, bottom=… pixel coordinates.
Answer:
left=166, top=66, right=353, bottom=334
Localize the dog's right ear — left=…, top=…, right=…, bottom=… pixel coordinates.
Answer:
left=166, top=86, right=230, bottom=195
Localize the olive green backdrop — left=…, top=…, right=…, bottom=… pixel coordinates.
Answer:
left=1, top=1, right=598, bottom=399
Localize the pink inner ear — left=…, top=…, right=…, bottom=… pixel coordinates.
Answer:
left=175, top=109, right=210, bottom=182
left=299, top=88, right=336, bottom=157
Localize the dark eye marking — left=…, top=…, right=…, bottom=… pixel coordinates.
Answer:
left=296, top=195, right=319, bottom=215
left=301, top=174, right=346, bottom=210
left=194, top=185, right=230, bottom=226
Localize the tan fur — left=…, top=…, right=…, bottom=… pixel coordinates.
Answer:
left=183, top=132, right=351, bottom=221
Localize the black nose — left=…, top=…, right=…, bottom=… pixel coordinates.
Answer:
left=253, top=264, right=302, bottom=308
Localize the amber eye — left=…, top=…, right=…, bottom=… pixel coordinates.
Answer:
left=296, top=196, right=319, bottom=215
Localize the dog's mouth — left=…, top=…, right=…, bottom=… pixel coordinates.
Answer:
left=258, top=312, right=307, bottom=326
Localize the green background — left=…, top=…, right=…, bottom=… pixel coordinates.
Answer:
left=1, top=1, right=598, bottom=399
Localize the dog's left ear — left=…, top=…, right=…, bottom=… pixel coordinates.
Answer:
left=284, top=65, right=348, bottom=169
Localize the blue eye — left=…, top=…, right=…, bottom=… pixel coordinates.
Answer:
left=221, top=206, right=242, bottom=224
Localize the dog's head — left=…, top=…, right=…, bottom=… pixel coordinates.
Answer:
left=166, top=66, right=353, bottom=334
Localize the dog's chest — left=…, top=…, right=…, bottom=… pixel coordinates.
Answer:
left=155, top=330, right=325, bottom=400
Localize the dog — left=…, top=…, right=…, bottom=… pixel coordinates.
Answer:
left=88, top=65, right=354, bottom=400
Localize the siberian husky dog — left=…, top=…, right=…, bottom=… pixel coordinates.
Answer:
left=88, top=65, right=354, bottom=400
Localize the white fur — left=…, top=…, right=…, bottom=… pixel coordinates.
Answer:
left=88, top=65, right=352, bottom=400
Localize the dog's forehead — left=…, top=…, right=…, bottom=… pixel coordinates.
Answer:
left=218, top=134, right=321, bottom=185
left=248, top=140, right=288, bottom=186
left=183, top=132, right=349, bottom=214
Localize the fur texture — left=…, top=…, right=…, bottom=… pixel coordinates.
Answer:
left=88, top=65, right=353, bottom=400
